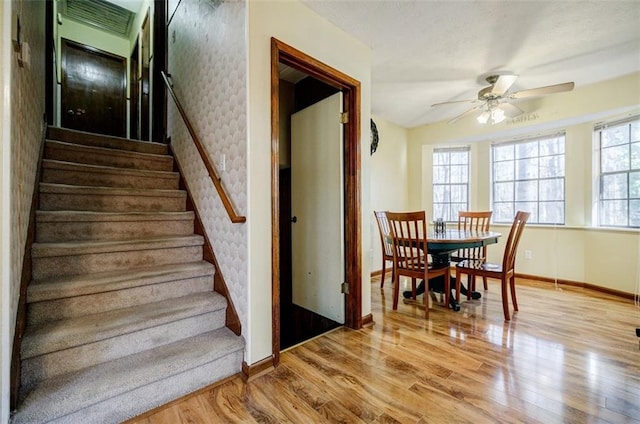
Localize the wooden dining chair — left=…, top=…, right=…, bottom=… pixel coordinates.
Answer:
left=451, top=210, right=493, bottom=290
left=455, top=211, right=530, bottom=320
left=374, top=211, right=395, bottom=288
left=387, top=211, right=450, bottom=318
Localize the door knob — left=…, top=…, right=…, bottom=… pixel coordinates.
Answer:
left=67, top=109, right=75, bottom=115
left=291, top=216, right=297, bottom=223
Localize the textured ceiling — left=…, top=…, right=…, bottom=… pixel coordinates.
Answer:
left=301, top=0, right=640, bottom=128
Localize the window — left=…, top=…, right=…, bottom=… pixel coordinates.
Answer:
left=491, top=134, right=565, bottom=224
left=596, top=116, right=640, bottom=228
left=433, top=147, right=469, bottom=221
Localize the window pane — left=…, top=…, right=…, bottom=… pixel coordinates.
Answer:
left=450, top=151, right=468, bottom=165
left=539, top=202, right=564, bottom=224
left=449, top=203, right=467, bottom=221
left=450, top=165, right=468, bottom=183
left=601, top=145, right=630, bottom=172
left=630, top=171, right=640, bottom=198
left=433, top=152, right=449, bottom=166
left=494, top=182, right=513, bottom=202
left=494, top=161, right=513, bottom=181
left=515, top=180, right=538, bottom=201
left=630, top=200, right=640, bottom=227
left=632, top=121, right=640, bottom=143
left=539, top=178, right=564, bottom=201
left=540, top=137, right=565, bottom=155
left=631, top=142, right=640, bottom=169
left=515, top=202, right=537, bottom=222
left=600, top=200, right=627, bottom=226
left=516, top=141, right=538, bottom=159
left=433, top=185, right=450, bottom=203
left=494, top=144, right=514, bottom=161
left=433, top=204, right=447, bottom=221
left=433, top=166, right=448, bottom=183
left=450, top=184, right=467, bottom=203
left=601, top=125, right=629, bottom=148
left=494, top=203, right=514, bottom=222
left=516, top=157, right=539, bottom=179
left=539, top=155, right=564, bottom=178
left=601, top=174, right=627, bottom=199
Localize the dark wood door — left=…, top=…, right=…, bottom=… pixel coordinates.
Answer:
left=61, top=39, right=126, bottom=137
left=130, top=41, right=139, bottom=140
left=141, top=13, right=151, bottom=140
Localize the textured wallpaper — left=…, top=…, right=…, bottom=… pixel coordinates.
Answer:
left=9, top=0, right=46, bottom=338
left=168, top=0, right=248, bottom=339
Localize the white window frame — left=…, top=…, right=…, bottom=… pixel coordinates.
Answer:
left=432, top=147, right=470, bottom=222
left=491, top=133, right=566, bottom=224
left=594, top=115, right=640, bottom=228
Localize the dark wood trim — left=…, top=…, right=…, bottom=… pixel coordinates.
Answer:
left=361, top=314, right=374, bottom=327
left=271, top=38, right=363, bottom=366
left=241, top=356, right=276, bottom=382
left=161, top=72, right=246, bottom=224
left=170, top=143, right=242, bottom=336
left=516, top=272, right=636, bottom=301
left=45, top=0, right=54, bottom=125
left=11, top=121, right=48, bottom=409
left=152, top=0, right=167, bottom=143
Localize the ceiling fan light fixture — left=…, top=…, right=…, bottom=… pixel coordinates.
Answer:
left=477, top=105, right=505, bottom=125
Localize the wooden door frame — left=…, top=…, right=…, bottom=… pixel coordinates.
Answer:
left=271, top=38, right=362, bottom=365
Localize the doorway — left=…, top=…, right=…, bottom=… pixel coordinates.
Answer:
left=61, top=39, right=126, bottom=137
left=130, top=41, right=139, bottom=140
left=271, top=38, right=362, bottom=364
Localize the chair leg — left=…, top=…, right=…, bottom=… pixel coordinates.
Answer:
left=423, top=278, right=429, bottom=318
left=482, top=276, right=488, bottom=290
left=390, top=267, right=395, bottom=287
left=380, top=260, right=386, bottom=288
left=443, top=270, right=450, bottom=310
left=509, top=274, right=518, bottom=312
left=392, top=273, right=400, bottom=310
left=501, top=277, right=510, bottom=321
left=455, top=268, right=461, bottom=303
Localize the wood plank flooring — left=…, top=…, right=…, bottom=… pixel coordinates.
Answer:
left=127, top=275, right=640, bottom=423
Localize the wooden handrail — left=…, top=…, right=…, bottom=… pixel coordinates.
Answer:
left=161, top=71, right=246, bottom=223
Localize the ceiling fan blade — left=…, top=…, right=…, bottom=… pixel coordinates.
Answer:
left=490, top=74, right=518, bottom=96
left=499, top=103, right=524, bottom=118
left=509, top=82, right=575, bottom=99
left=431, top=99, right=478, bottom=107
left=447, top=104, right=484, bottom=124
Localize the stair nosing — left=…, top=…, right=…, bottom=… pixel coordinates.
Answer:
left=39, top=182, right=187, bottom=197
left=28, top=261, right=215, bottom=302
left=42, top=158, right=179, bottom=179
left=36, top=210, right=195, bottom=223
left=14, top=328, right=243, bottom=424
left=21, top=292, right=228, bottom=358
left=46, top=139, right=173, bottom=161
left=47, top=127, right=168, bottom=149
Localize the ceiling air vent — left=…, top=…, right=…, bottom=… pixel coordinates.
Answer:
left=60, top=0, right=135, bottom=38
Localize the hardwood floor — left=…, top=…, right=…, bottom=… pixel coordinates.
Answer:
left=127, top=275, right=640, bottom=423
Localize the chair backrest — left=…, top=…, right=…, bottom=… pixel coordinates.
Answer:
left=457, top=210, right=492, bottom=259
left=386, top=211, right=427, bottom=273
left=502, top=211, right=530, bottom=271
left=374, top=211, right=394, bottom=258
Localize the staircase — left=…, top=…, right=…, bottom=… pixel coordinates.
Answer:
left=12, top=127, right=244, bottom=424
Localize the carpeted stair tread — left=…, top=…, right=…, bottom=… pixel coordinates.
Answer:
left=21, top=292, right=227, bottom=359
left=45, top=140, right=174, bottom=171
left=36, top=210, right=194, bottom=223
left=42, top=159, right=179, bottom=188
left=27, top=261, right=214, bottom=302
left=47, top=126, right=169, bottom=155
left=32, top=235, right=204, bottom=258
left=39, top=182, right=186, bottom=198
left=13, top=328, right=243, bottom=424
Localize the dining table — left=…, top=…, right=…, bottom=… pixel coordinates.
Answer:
left=393, top=228, right=502, bottom=310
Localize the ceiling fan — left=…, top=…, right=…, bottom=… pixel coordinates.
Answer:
left=432, top=74, right=575, bottom=124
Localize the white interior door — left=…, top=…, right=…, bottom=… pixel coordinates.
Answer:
left=290, top=92, right=345, bottom=324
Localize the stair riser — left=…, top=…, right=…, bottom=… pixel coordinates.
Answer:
left=21, top=311, right=225, bottom=390
left=27, top=276, right=213, bottom=325
left=42, top=350, right=243, bottom=424
left=42, top=167, right=179, bottom=190
left=47, top=127, right=168, bottom=155
left=39, top=192, right=186, bottom=213
left=32, top=245, right=203, bottom=280
left=45, top=143, right=173, bottom=172
left=36, top=218, right=194, bottom=242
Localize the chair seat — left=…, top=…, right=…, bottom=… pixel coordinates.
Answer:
left=456, top=259, right=503, bottom=274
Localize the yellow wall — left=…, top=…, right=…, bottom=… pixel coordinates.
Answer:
left=1, top=3, right=9, bottom=421
left=248, top=0, right=372, bottom=363
left=407, top=72, right=640, bottom=294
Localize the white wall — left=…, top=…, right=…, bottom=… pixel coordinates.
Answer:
left=369, top=115, right=409, bottom=273
left=248, top=0, right=372, bottom=363
left=1, top=2, right=10, bottom=421
left=409, top=72, right=640, bottom=294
